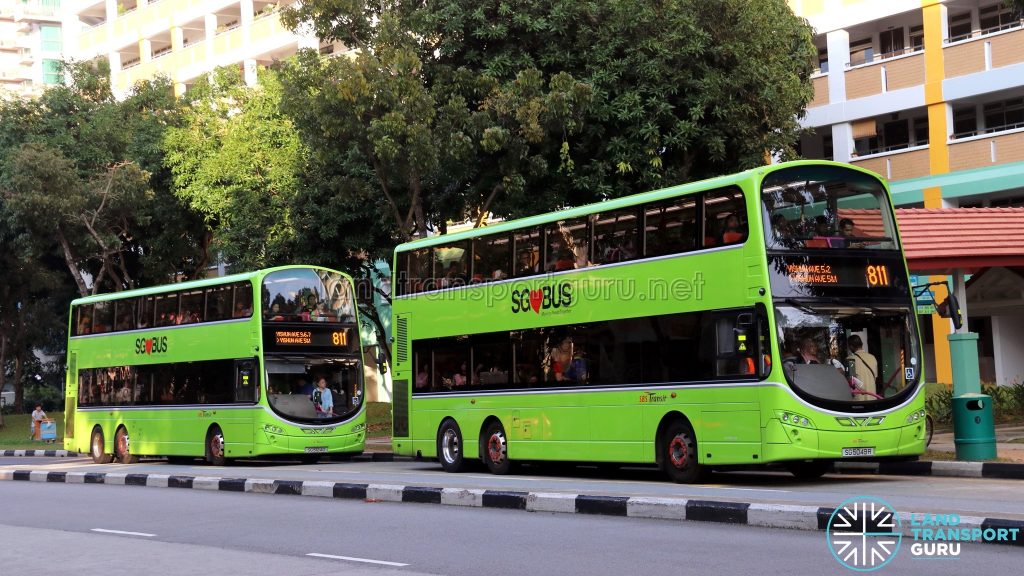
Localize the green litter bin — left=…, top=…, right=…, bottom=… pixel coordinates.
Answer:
left=952, top=393, right=996, bottom=461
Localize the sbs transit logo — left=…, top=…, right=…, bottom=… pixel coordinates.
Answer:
left=135, top=336, right=168, bottom=355
left=510, top=282, right=572, bottom=315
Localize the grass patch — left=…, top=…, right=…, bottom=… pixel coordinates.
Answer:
left=1006, top=438, right=1024, bottom=444
left=365, top=402, right=391, bottom=438
left=0, top=412, right=64, bottom=450
left=921, top=448, right=1015, bottom=463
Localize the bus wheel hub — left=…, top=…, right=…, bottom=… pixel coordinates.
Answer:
left=669, top=436, right=687, bottom=468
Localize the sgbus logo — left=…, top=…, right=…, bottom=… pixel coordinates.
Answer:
left=135, top=336, right=168, bottom=355
left=511, top=282, right=572, bottom=314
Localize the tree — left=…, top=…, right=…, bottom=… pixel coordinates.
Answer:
left=164, top=66, right=305, bottom=270
left=281, top=0, right=815, bottom=221
left=0, top=60, right=206, bottom=417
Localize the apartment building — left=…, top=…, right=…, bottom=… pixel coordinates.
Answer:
left=0, top=0, right=73, bottom=97
left=791, top=0, right=1024, bottom=386
left=71, top=0, right=341, bottom=97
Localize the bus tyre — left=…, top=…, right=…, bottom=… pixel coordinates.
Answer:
left=437, top=419, right=465, bottom=473
left=661, top=421, right=706, bottom=483
left=482, top=421, right=512, bottom=475
left=785, top=460, right=831, bottom=479
left=206, top=425, right=227, bottom=466
left=90, top=427, right=113, bottom=464
left=114, top=426, right=139, bottom=464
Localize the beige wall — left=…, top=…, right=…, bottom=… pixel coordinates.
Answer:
left=809, top=75, right=829, bottom=108
left=850, top=148, right=930, bottom=180
left=845, top=65, right=883, bottom=99
left=884, top=53, right=925, bottom=91
left=949, top=131, right=1024, bottom=172
left=944, top=40, right=986, bottom=78
left=991, top=28, right=1024, bottom=69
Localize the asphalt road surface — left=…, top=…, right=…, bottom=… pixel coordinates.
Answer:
left=1, top=479, right=1021, bottom=576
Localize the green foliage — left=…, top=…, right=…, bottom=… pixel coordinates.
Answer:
left=926, top=383, right=953, bottom=424
left=282, top=0, right=814, bottom=227
left=164, top=66, right=304, bottom=269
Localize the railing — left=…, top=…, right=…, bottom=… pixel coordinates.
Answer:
left=947, top=19, right=1024, bottom=43
left=121, top=57, right=141, bottom=70
left=854, top=141, right=929, bottom=157
left=152, top=45, right=172, bottom=59
left=952, top=121, right=1024, bottom=140
left=847, top=45, right=923, bottom=68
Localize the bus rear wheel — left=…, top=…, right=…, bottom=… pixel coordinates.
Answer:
left=661, top=421, right=707, bottom=483
left=206, top=425, right=227, bottom=466
left=114, top=426, right=139, bottom=464
left=481, top=421, right=511, bottom=475
left=437, top=419, right=465, bottom=473
left=90, top=427, right=113, bottom=464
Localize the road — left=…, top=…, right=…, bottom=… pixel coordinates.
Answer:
left=6, top=455, right=1024, bottom=521
left=0, top=480, right=1020, bottom=576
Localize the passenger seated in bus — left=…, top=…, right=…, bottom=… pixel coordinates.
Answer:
left=838, top=218, right=865, bottom=248
left=720, top=214, right=744, bottom=244
left=415, top=365, right=430, bottom=389
left=516, top=249, right=538, bottom=276
left=77, top=316, right=92, bottom=335
left=234, top=301, right=252, bottom=318
left=790, top=338, right=821, bottom=364
left=441, top=262, right=467, bottom=288
left=267, top=303, right=286, bottom=321
left=550, top=337, right=574, bottom=382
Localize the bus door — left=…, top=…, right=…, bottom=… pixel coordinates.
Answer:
left=65, top=352, right=77, bottom=444
left=234, top=359, right=258, bottom=447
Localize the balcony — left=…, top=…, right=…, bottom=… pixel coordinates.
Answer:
left=946, top=126, right=1024, bottom=169
left=12, top=0, right=62, bottom=22
left=844, top=51, right=925, bottom=100
left=945, top=26, right=1024, bottom=78
left=808, top=74, right=829, bottom=108
left=850, top=146, right=931, bottom=181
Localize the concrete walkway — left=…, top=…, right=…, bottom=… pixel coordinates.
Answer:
left=930, top=424, right=1024, bottom=462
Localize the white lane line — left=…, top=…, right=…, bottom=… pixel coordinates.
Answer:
left=91, top=528, right=156, bottom=538
left=306, top=553, right=409, bottom=567
left=707, top=487, right=791, bottom=493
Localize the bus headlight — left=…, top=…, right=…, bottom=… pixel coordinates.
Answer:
left=778, top=411, right=814, bottom=429
left=906, top=410, right=926, bottom=424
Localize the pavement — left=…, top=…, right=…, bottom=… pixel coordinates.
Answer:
left=929, top=424, right=1024, bottom=463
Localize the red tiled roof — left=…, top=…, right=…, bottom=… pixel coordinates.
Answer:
left=893, top=208, right=1024, bottom=273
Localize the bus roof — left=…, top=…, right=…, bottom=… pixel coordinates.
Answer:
left=395, top=160, right=883, bottom=252
left=69, top=265, right=348, bottom=306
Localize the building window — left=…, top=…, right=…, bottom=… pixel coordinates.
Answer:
left=40, top=25, right=61, bottom=53
left=979, top=3, right=1021, bottom=34
left=879, top=27, right=904, bottom=58
left=909, top=25, right=924, bottom=51
left=849, top=37, right=873, bottom=66
left=952, top=105, right=978, bottom=138
left=912, top=117, right=929, bottom=146
left=42, top=59, right=61, bottom=85
left=948, top=12, right=973, bottom=42
left=982, top=98, right=1024, bottom=133
left=817, top=47, right=828, bottom=73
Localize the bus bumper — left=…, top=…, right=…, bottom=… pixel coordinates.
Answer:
left=762, top=418, right=927, bottom=462
left=254, top=429, right=365, bottom=456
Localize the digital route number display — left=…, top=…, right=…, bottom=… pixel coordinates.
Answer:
left=786, top=263, right=891, bottom=288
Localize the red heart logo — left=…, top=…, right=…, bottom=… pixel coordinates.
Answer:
left=529, top=290, right=542, bottom=313
left=145, top=339, right=153, bottom=355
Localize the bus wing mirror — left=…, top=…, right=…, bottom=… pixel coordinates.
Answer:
left=936, top=293, right=963, bottom=331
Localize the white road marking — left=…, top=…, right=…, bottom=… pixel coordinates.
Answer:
left=91, top=528, right=156, bottom=538
left=306, top=553, right=409, bottom=567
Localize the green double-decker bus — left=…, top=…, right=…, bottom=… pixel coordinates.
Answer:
left=390, top=160, right=926, bottom=482
left=64, top=266, right=366, bottom=464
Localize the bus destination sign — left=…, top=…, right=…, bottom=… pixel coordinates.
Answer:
left=786, top=262, right=891, bottom=288
left=263, top=325, right=355, bottom=353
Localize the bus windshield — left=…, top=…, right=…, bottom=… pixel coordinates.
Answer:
left=261, top=269, right=355, bottom=322
left=265, top=357, right=362, bottom=423
left=760, top=165, right=897, bottom=251
left=776, top=303, right=920, bottom=408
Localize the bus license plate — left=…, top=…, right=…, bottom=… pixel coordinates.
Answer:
left=304, top=446, right=328, bottom=453
left=842, top=447, right=875, bottom=457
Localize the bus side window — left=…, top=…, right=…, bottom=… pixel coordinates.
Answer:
left=75, top=305, right=94, bottom=336
left=93, top=301, right=113, bottom=334
left=704, top=188, right=747, bottom=247
left=644, top=197, right=697, bottom=257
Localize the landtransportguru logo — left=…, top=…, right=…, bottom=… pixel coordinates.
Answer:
left=826, top=495, right=1020, bottom=570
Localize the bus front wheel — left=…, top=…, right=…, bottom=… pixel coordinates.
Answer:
left=206, top=425, right=227, bottom=466
left=661, top=421, right=707, bottom=483
left=785, top=460, right=831, bottom=480
left=481, top=421, right=512, bottom=475
left=90, top=427, right=113, bottom=465
left=114, top=426, right=139, bottom=464
left=437, top=419, right=465, bottom=473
